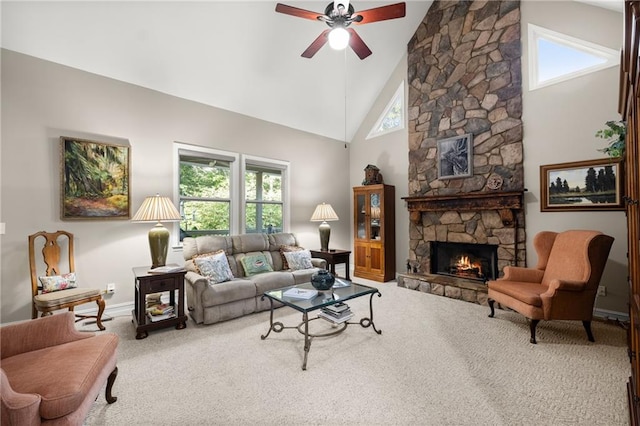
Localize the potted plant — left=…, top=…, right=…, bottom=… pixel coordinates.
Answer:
left=596, top=120, right=627, bottom=158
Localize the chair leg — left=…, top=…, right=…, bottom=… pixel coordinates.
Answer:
left=488, top=299, right=495, bottom=318
left=529, top=319, right=539, bottom=344
left=95, top=298, right=106, bottom=331
left=106, top=366, right=118, bottom=404
left=583, top=320, right=595, bottom=342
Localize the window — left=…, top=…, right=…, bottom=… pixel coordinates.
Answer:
left=174, top=143, right=289, bottom=244
left=175, top=144, right=239, bottom=240
left=366, top=81, right=405, bottom=139
left=242, top=155, right=289, bottom=234
left=528, top=24, right=619, bottom=91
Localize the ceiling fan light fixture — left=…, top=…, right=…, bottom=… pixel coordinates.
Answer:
left=328, top=27, right=350, bottom=50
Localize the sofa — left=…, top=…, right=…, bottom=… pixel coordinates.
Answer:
left=182, top=232, right=327, bottom=325
left=0, top=312, right=118, bottom=425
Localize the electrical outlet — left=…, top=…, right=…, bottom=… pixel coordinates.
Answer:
left=106, top=283, right=116, bottom=294
left=597, top=286, right=606, bottom=296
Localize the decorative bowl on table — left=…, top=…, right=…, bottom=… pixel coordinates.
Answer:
left=310, top=269, right=335, bottom=291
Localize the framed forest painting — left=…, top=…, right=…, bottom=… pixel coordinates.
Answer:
left=60, top=136, right=130, bottom=220
left=540, top=157, right=624, bottom=212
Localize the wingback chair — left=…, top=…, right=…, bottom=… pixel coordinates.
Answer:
left=487, top=230, right=614, bottom=344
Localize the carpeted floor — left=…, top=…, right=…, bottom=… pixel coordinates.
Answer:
left=85, top=283, right=629, bottom=425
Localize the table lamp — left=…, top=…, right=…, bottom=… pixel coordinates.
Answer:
left=132, top=194, right=181, bottom=268
left=310, top=203, right=339, bottom=252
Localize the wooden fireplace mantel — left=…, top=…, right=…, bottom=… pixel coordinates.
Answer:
left=402, top=191, right=525, bottom=226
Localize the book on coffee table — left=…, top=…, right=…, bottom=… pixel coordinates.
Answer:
left=283, top=288, right=318, bottom=300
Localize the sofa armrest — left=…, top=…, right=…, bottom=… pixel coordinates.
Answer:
left=0, top=312, right=91, bottom=360
left=1, top=368, right=41, bottom=426
left=544, top=279, right=587, bottom=293
left=311, top=258, right=328, bottom=269
left=501, top=266, right=545, bottom=283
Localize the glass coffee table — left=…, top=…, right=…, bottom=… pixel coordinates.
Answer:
left=261, top=280, right=381, bottom=370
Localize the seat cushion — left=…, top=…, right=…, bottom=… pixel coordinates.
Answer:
left=33, top=288, right=101, bottom=308
left=1, top=333, right=118, bottom=420
left=201, top=279, right=257, bottom=307
left=488, top=280, right=546, bottom=307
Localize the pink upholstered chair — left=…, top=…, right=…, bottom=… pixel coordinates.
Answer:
left=487, top=230, right=614, bottom=344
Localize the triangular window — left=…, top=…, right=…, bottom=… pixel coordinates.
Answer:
left=367, top=81, right=405, bottom=139
left=528, top=24, right=619, bottom=91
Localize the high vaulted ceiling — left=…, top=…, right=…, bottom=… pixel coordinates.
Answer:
left=1, top=1, right=623, bottom=142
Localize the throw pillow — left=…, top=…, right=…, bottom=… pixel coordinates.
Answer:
left=38, top=272, right=77, bottom=293
left=240, top=253, right=273, bottom=276
left=283, top=249, right=314, bottom=271
left=280, top=245, right=304, bottom=270
left=193, top=250, right=234, bottom=284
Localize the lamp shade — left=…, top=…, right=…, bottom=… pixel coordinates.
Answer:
left=310, top=203, right=339, bottom=222
left=132, top=194, right=181, bottom=268
left=310, top=203, right=339, bottom=252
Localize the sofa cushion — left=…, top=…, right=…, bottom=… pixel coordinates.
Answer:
left=38, top=273, right=77, bottom=293
left=200, top=279, right=257, bottom=307
left=1, top=333, right=118, bottom=420
left=283, top=249, right=313, bottom=270
left=280, top=245, right=303, bottom=269
left=251, top=271, right=295, bottom=295
left=193, top=250, right=234, bottom=284
left=240, top=253, right=274, bottom=276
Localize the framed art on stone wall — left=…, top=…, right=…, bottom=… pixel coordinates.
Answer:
left=437, top=133, right=473, bottom=179
left=540, top=157, right=624, bottom=212
left=60, top=136, right=131, bottom=220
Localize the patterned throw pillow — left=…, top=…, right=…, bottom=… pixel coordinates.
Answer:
left=240, top=253, right=274, bottom=276
left=193, top=250, right=234, bottom=284
left=280, top=245, right=304, bottom=269
left=38, top=272, right=77, bottom=293
left=283, top=249, right=314, bottom=271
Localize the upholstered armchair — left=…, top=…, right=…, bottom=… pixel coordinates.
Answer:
left=0, top=312, right=118, bottom=425
left=487, top=230, right=614, bottom=344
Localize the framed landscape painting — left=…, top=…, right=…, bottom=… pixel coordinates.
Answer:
left=437, top=133, right=473, bottom=179
left=60, top=136, right=130, bottom=220
left=540, top=158, right=624, bottom=212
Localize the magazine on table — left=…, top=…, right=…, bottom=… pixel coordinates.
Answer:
left=332, top=278, right=350, bottom=288
left=283, top=288, right=318, bottom=300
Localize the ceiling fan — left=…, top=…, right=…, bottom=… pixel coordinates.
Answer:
left=275, top=1, right=406, bottom=60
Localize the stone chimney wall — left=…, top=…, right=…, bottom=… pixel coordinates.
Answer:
left=406, top=0, right=525, bottom=273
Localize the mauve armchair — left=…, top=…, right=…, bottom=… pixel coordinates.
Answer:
left=0, top=312, right=118, bottom=425
left=487, top=229, right=614, bottom=344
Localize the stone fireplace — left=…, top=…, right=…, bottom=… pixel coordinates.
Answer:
left=430, top=241, right=498, bottom=282
left=397, top=1, right=525, bottom=305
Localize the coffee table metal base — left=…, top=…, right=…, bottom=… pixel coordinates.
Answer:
left=260, top=291, right=381, bottom=370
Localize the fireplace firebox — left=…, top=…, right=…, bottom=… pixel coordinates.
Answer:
left=430, top=241, right=498, bottom=282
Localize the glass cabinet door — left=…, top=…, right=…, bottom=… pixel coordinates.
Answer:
left=356, top=193, right=366, bottom=239
left=370, top=192, right=381, bottom=241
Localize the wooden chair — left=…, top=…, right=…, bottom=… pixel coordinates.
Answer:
left=28, top=230, right=105, bottom=330
left=487, top=230, right=614, bottom=344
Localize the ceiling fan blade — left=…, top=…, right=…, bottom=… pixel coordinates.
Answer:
left=275, top=3, right=322, bottom=21
left=347, top=28, right=372, bottom=60
left=301, top=29, right=330, bottom=58
left=353, top=2, right=406, bottom=25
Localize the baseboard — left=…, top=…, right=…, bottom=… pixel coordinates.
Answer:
left=594, top=308, right=629, bottom=322
left=76, top=301, right=134, bottom=319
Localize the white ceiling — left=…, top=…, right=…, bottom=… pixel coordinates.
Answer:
left=0, top=1, right=623, bottom=142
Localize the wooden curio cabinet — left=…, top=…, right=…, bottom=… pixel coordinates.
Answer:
left=622, top=2, right=640, bottom=424
left=353, top=184, right=396, bottom=282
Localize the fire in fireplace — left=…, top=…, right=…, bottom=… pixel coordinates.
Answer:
left=430, top=241, right=498, bottom=282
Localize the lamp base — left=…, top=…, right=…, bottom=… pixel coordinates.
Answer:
left=318, top=221, right=331, bottom=252
left=148, top=223, right=170, bottom=268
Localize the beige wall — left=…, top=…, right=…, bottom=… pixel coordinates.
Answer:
left=0, top=49, right=350, bottom=323
left=350, top=1, right=626, bottom=315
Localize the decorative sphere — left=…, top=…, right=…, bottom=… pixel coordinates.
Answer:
left=311, top=269, right=335, bottom=291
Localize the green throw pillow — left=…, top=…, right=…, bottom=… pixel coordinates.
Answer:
left=240, top=253, right=273, bottom=276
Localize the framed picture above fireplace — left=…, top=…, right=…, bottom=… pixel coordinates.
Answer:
left=437, top=133, right=473, bottom=179
left=540, top=157, right=624, bottom=212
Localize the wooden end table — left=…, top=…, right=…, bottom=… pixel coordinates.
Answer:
left=309, top=249, right=351, bottom=280
left=132, top=265, right=188, bottom=339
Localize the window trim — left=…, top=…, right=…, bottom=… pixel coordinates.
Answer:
left=366, top=80, right=405, bottom=140
left=528, top=23, right=620, bottom=91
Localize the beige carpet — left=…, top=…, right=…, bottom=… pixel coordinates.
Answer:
left=85, top=283, right=629, bottom=425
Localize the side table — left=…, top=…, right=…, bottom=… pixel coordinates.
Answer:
left=309, top=249, right=351, bottom=281
left=132, top=265, right=188, bottom=339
